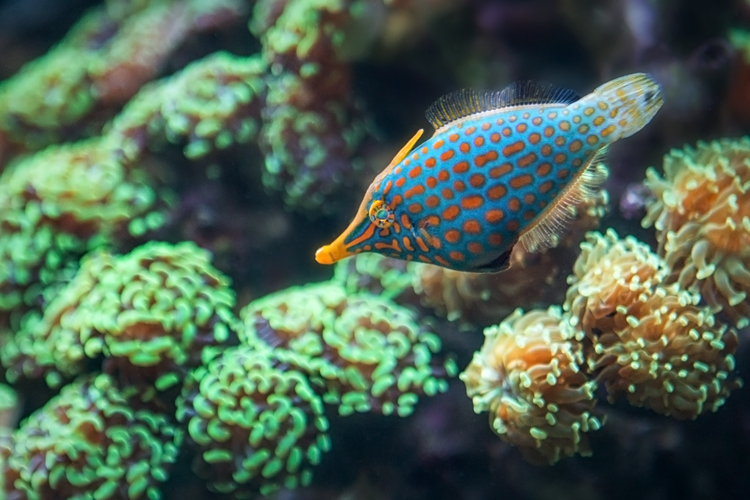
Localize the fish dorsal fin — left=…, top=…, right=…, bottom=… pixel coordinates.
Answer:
left=425, top=82, right=580, bottom=132
left=518, top=149, right=609, bottom=253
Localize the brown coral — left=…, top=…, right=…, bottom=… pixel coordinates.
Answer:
left=564, top=229, right=668, bottom=338
left=460, top=307, right=601, bottom=465
left=642, top=138, right=750, bottom=327
left=588, top=285, right=740, bottom=420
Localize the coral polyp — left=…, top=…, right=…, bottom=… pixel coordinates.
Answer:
left=460, top=307, right=601, bottom=465
left=241, top=282, right=456, bottom=417
left=587, top=285, right=740, bottom=419
left=643, top=138, right=750, bottom=327
left=564, top=229, right=668, bottom=337
left=176, top=346, right=330, bottom=498
left=0, top=373, right=182, bottom=500
left=2, top=242, right=239, bottom=394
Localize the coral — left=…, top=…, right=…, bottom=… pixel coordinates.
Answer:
left=0, top=134, right=164, bottom=312
left=564, top=229, right=668, bottom=338
left=251, top=0, right=368, bottom=211
left=332, top=252, right=419, bottom=304
left=0, top=0, right=246, bottom=153
left=587, top=285, right=740, bottom=419
left=0, top=373, right=182, bottom=500
left=2, top=242, right=239, bottom=394
left=241, top=282, right=456, bottom=416
left=177, top=345, right=330, bottom=498
left=110, top=51, right=268, bottom=161
left=642, top=138, right=750, bottom=327
left=0, top=384, right=18, bottom=429
left=460, top=307, right=601, bottom=465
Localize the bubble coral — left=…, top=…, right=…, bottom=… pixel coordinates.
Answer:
left=241, top=282, right=456, bottom=417
left=0, top=134, right=163, bottom=312
left=2, top=241, right=238, bottom=393
left=642, top=138, right=750, bottom=327
left=176, top=345, right=330, bottom=498
left=460, top=307, right=601, bottom=465
left=0, top=0, right=246, bottom=152
left=0, top=373, right=182, bottom=500
left=586, top=285, right=740, bottom=419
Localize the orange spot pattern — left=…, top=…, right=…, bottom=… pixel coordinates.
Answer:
left=445, top=229, right=461, bottom=243
left=460, top=142, right=471, bottom=153
left=502, top=141, right=525, bottom=157
left=443, top=205, right=460, bottom=221
left=469, top=173, right=486, bottom=188
left=461, top=195, right=484, bottom=210
left=425, top=157, right=436, bottom=168
left=453, top=161, right=470, bottom=174
left=440, top=150, right=455, bottom=161
left=463, top=219, right=481, bottom=234
left=489, top=164, right=512, bottom=178
left=405, top=185, right=425, bottom=198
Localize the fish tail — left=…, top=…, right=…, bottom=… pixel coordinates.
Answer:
left=578, top=73, right=664, bottom=142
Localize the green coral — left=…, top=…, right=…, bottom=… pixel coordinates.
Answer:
left=177, top=345, right=330, bottom=498
left=332, top=252, right=418, bottom=302
left=110, top=51, right=268, bottom=161
left=0, top=134, right=163, bottom=312
left=0, top=0, right=247, bottom=150
left=241, top=282, right=456, bottom=417
left=2, top=241, right=239, bottom=393
left=0, top=373, right=182, bottom=499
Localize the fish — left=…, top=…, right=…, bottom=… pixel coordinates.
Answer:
left=315, top=73, right=663, bottom=273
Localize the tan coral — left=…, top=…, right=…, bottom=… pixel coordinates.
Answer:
left=460, top=307, right=601, bottom=465
left=642, top=138, right=750, bottom=327
left=589, top=285, right=740, bottom=420
left=564, top=229, right=668, bottom=337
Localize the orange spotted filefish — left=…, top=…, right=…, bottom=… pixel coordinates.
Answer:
left=315, top=73, right=663, bottom=272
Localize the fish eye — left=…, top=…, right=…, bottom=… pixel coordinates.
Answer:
left=369, top=200, right=395, bottom=228
left=644, top=90, right=655, bottom=102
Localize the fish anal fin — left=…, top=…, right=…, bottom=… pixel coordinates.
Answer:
left=425, top=83, right=580, bottom=132
left=472, top=245, right=516, bottom=274
left=519, top=150, right=609, bottom=254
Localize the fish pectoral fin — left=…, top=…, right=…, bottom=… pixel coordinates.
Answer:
left=472, top=246, right=515, bottom=273
left=416, top=219, right=441, bottom=249
left=519, top=153, right=609, bottom=254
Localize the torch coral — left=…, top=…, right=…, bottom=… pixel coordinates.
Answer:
left=110, top=51, right=268, bottom=161
left=250, top=0, right=368, bottom=211
left=0, top=384, right=18, bottom=430
left=2, top=241, right=239, bottom=395
left=0, top=134, right=163, bottom=313
left=241, top=282, right=456, bottom=417
left=564, top=229, right=668, bottom=338
left=642, top=138, right=750, bottom=327
left=176, top=345, right=330, bottom=497
left=0, top=0, right=246, bottom=153
left=0, top=373, right=182, bottom=500
left=586, top=285, right=740, bottom=419
left=332, top=252, right=419, bottom=304
left=460, top=307, right=601, bottom=465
